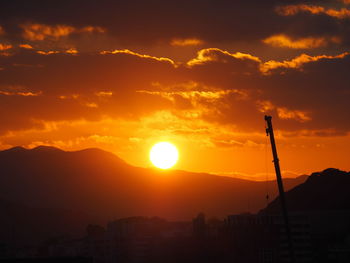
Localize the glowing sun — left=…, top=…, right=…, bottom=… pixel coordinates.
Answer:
left=150, top=142, right=179, bottom=169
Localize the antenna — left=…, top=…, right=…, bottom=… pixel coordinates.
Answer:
left=264, top=115, right=295, bottom=263
left=264, top=121, right=270, bottom=208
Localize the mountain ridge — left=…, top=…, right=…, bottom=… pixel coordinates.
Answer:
left=0, top=145, right=308, bottom=218
left=260, top=168, right=350, bottom=214
left=0, top=145, right=310, bottom=245
left=0, top=145, right=305, bottom=181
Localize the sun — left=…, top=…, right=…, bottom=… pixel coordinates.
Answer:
left=150, top=142, right=179, bottom=169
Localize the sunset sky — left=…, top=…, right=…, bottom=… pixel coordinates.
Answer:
left=0, top=0, right=350, bottom=179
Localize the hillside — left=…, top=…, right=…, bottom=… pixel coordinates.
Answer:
left=0, top=146, right=307, bottom=244
left=261, top=168, right=350, bottom=214
left=0, top=146, right=307, bottom=220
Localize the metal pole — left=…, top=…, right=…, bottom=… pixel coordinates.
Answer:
left=264, top=115, right=295, bottom=263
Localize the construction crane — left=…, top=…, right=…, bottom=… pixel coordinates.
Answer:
left=265, top=115, right=295, bottom=263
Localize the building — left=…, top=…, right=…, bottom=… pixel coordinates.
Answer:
left=106, top=217, right=192, bottom=263
left=225, top=213, right=313, bottom=263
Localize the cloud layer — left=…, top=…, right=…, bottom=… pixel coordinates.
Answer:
left=0, top=0, right=349, bottom=175
left=0, top=47, right=349, bottom=135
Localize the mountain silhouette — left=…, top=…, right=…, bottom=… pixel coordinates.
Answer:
left=261, top=168, right=350, bottom=214
left=0, top=146, right=306, bottom=244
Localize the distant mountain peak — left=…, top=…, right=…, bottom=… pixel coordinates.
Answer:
left=3, top=146, right=27, bottom=152
left=0, top=145, right=64, bottom=154
left=31, top=145, right=64, bottom=153
left=261, top=168, right=350, bottom=214
left=0, top=145, right=128, bottom=167
left=309, top=168, right=349, bottom=178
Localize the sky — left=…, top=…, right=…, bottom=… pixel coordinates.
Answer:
left=0, top=0, right=350, bottom=179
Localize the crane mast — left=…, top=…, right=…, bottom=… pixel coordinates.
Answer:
left=264, top=115, right=295, bottom=263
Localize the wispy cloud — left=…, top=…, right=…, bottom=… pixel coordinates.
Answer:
left=19, top=44, right=33, bottom=49
left=276, top=4, right=350, bottom=19
left=20, top=23, right=106, bottom=41
left=257, top=100, right=311, bottom=123
left=0, top=43, right=12, bottom=51
left=187, top=48, right=261, bottom=67
left=0, top=87, right=42, bottom=97
left=100, top=49, right=176, bottom=66
left=260, top=52, right=349, bottom=73
left=36, top=48, right=78, bottom=55
left=170, top=38, right=204, bottom=47
left=21, top=23, right=75, bottom=41
left=277, top=107, right=311, bottom=123
left=36, top=50, right=60, bottom=55
left=262, top=34, right=339, bottom=49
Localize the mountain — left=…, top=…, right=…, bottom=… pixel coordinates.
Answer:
left=0, top=146, right=307, bottom=219
left=0, top=146, right=307, bottom=244
left=261, top=168, right=350, bottom=214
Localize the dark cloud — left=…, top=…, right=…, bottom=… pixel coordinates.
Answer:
left=0, top=0, right=349, bottom=137
left=0, top=49, right=177, bottom=133
left=197, top=51, right=350, bottom=134
left=0, top=0, right=349, bottom=54
left=1, top=47, right=350, bottom=135
left=0, top=0, right=295, bottom=44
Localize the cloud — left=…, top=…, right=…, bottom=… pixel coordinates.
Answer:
left=0, top=90, right=41, bottom=96
left=276, top=4, right=350, bottom=19
left=0, top=43, right=12, bottom=50
left=184, top=47, right=349, bottom=76
left=65, top=48, right=78, bottom=54
left=36, top=50, right=60, bottom=55
left=0, top=0, right=349, bottom=175
left=80, top=26, right=106, bottom=33
left=100, top=49, right=176, bottom=66
left=95, top=91, right=113, bottom=97
left=35, top=48, right=78, bottom=55
left=1, top=0, right=349, bottom=52
left=257, top=100, right=311, bottom=124
left=21, top=23, right=75, bottom=41
left=0, top=0, right=284, bottom=46
left=0, top=49, right=179, bottom=134
left=260, top=52, right=349, bottom=73
left=187, top=48, right=261, bottom=67
left=20, top=23, right=106, bottom=41
left=276, top=107, right=311, bottom=123
left=0, top=43, right=13, bottom=57
left=170, top=38, right=204, bottom=46
left=180, top=49, right=350, bottom=132
left=19, top=44, right=33, bottom=49
left=137, top=81, right=247, bottom=101
left=262, top=34, right=339, bottom=49
left=139, top=89, right=240, bottom=101
left=136, top=82, right=249, bottom=122
left=0, top=46, right=349, bottom=139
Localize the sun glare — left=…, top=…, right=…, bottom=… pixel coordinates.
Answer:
left=150, top=142, right=179, bottom=169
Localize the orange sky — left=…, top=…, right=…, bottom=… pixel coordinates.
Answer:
left=0, top=0, right=350, bottom=179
